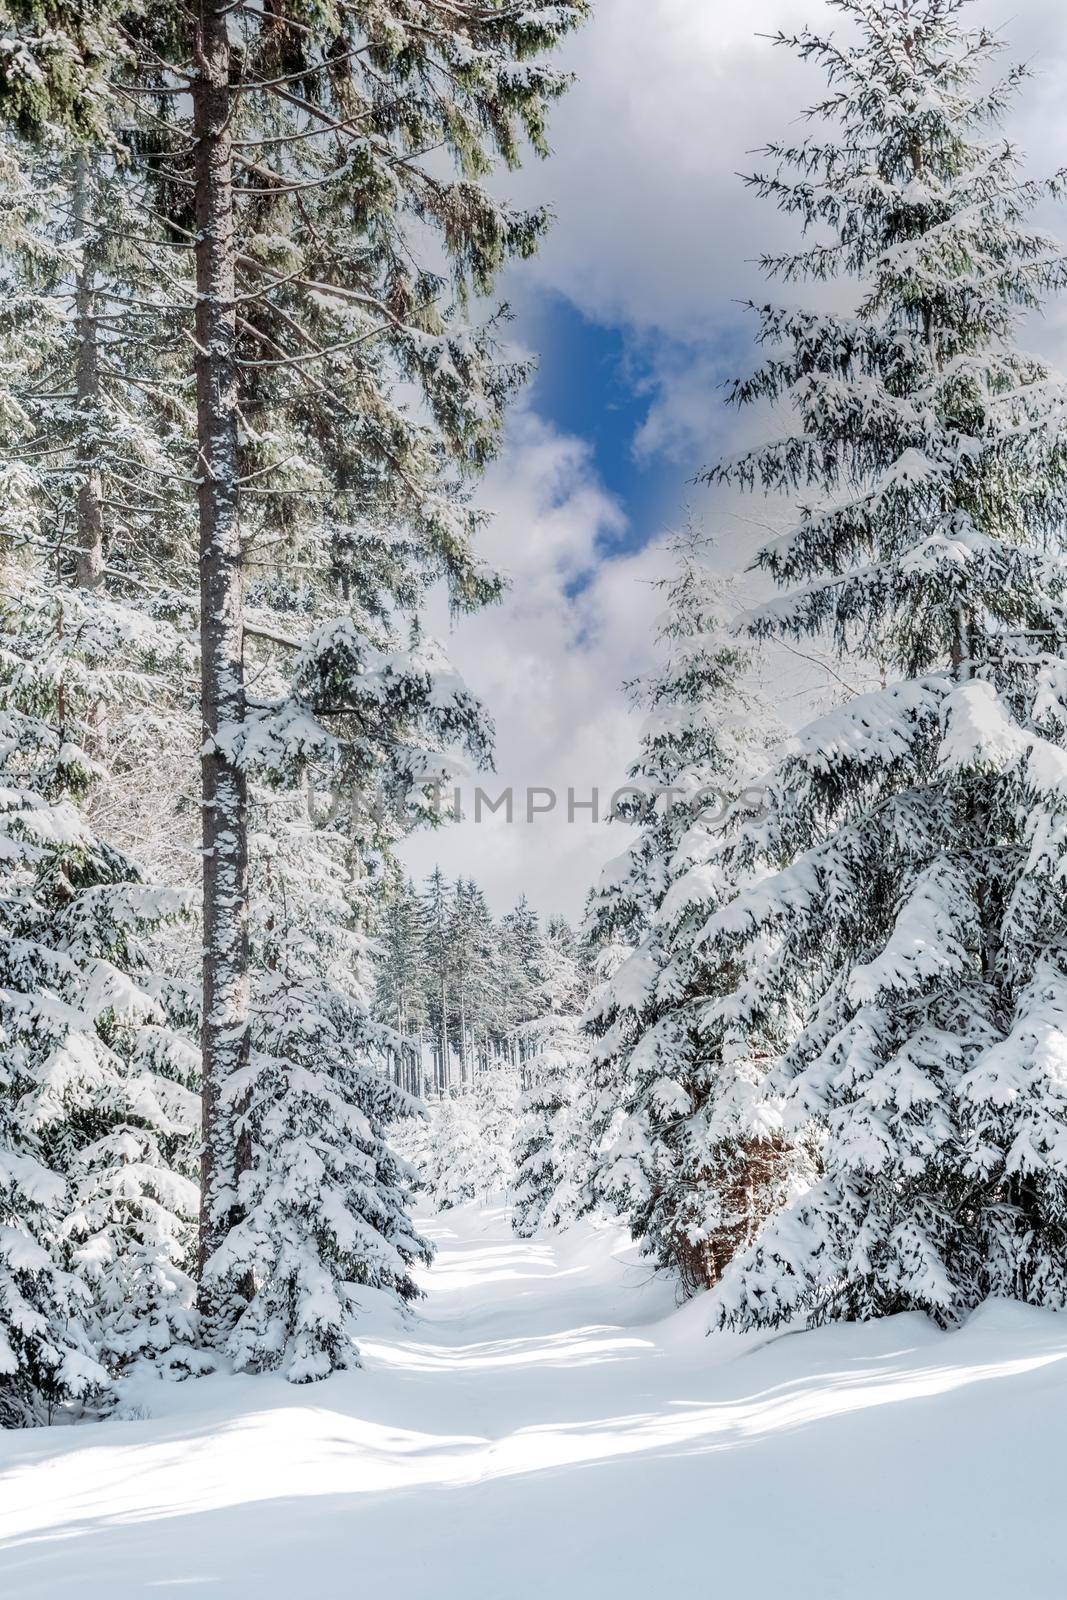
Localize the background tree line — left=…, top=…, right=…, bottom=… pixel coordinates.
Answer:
left=376, top=870, right=589, bottom=1096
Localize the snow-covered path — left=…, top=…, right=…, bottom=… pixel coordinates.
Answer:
left=3, top=1204, right=1067, bottom=1597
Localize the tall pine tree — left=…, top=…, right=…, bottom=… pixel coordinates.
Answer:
left=701, top=0, right=1067, bottom=1330
left=88, top=0, right=588, bottom=1329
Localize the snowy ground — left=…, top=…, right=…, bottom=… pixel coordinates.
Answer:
left=3, top=1205, right=1067, bottom=1598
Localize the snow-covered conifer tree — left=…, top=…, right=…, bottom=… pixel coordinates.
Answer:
left=512, top=920, right=589, bottom=1237
left=376, top=877, right=429, bottom=1094
left=0, top=606, right=200, bottom=1413
left=499, top=897, right=548, bottom=1060
left=204, top=628, right=497, bottom=1369
left=470, top=1065, right=520, bottom=1196
left=512, top=1027, right=584, bottom=1238
left=415, top=1095, right=484, bottom=1212
left=583, top=533, right=785, bottom=1290
left=200, top=805, right=430, bottom=1382
left=450, top=880, right=498, bottom=1083
left=102, top=0, right=588, bottom=1321
left=0, top=707, right=108, bottom=1423
left=701, top=0, right=1067, bottom=1329
left=0, top=140, right=203, bottom=1398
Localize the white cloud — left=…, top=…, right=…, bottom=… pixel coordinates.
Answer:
left=399, top=411, right=674, bottom=919
left=511, top=0, right=814, bottom=341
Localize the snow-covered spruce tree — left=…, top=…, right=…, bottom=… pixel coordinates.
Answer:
left=512, top=919, right=588, bottom=1237
left=450, top=879, right=499, bottom=1083
left=699, top=0, right=1067, bottom=1330
left=205, top=617, right=496, bottom=1371
left=110, top=0, right=587, bottom=1326
left=470, top=1064, right=520, bottom=1196
left=0, top=135, right=201, bottom=788
left=415, top=1094, right=484, bottom=1211
left=0, top=613, right=200, bottom=1417
left=582, top=533, right=786, bottom=1291
left=498, top=896, right=549, bottom=1062
left=0, top=135, right=207, bottom=936
left=411, top=1058, right=518, bottom=1212
left=581, top=546, right=727, bottom=1189
left=55, top=963, right=202, bottom=1382
left=0, top=145, right=204, bottom=1397
left=0, top=15, right=202, bottom=1404
left=512, top=1023, right=584, bottom=1238
left=0, top=583, right=200, bottom=1388
left=0, top=712, right=106, bottom=1423
left=376, top=875, right=429, bottom=1095
left=542, top=933, right=624, bottom=1232
left=198, top=803, right=430, bottom=1382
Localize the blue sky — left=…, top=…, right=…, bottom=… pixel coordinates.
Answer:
left=525, top=295, right=679, bottom=564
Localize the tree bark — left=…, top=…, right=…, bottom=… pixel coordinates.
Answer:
left=72, top=153, right=105, bottom=594
left=192, top=0, right=251, bottom=1314
left=440, top=973, right=451, bottom=1096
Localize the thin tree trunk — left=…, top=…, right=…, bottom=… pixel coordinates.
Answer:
left=72, top=154, right=105, bottom=595
left=439, top=964, right=450, bottom=1096
left=69, top=154, right=107, bottom=753
left=192, top=0, right=251, bottom=1313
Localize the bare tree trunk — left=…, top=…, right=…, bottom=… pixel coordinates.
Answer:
left=192, top=0, right=250, bottom=1314
left=439, top=971, right=450, bottom=1097
left=72, top=153, right=105, bottom=595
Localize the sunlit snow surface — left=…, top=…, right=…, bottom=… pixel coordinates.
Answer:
left=2, top=1205, right=1067, bottom=1596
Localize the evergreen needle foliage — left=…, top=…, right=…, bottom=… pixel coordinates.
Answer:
left=700, top=0, right=1067, bottom=1330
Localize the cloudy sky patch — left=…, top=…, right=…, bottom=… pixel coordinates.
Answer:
left=400, top=0, right=1067, bottom=920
